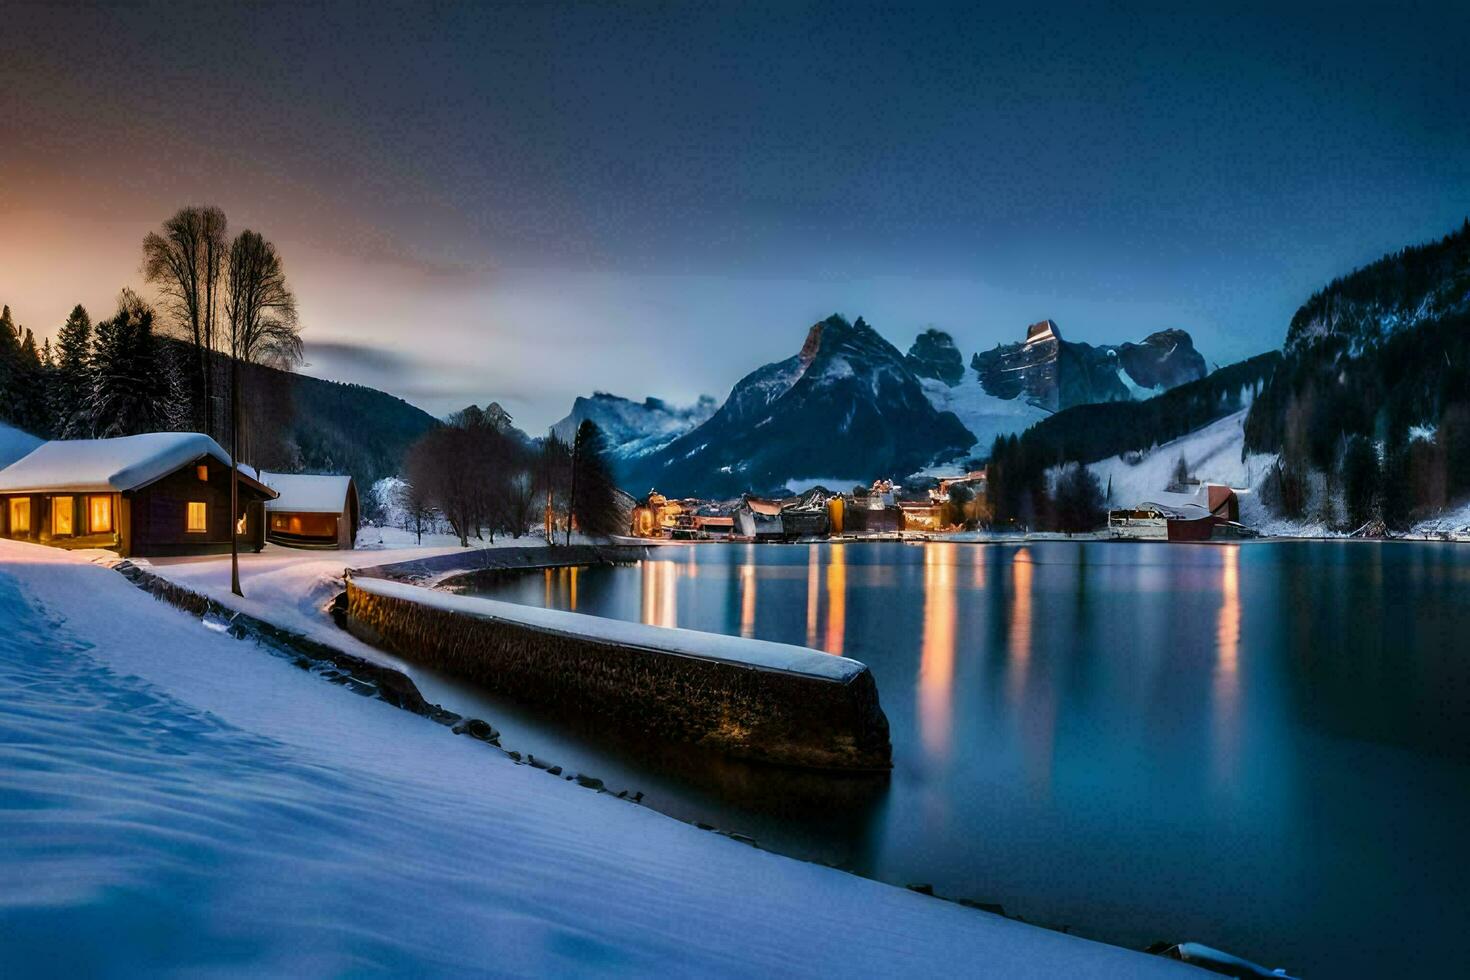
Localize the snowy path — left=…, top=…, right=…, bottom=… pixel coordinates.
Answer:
left=0, top=540, right=1198, bottom=976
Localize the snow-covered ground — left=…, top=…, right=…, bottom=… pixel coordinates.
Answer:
left=0, top=420, right=42, bottom=468
left=0, top=538, right=1197, bottom=976
left=1076, top=410, right=1270, bottom=510
left=1067, top=409, right=1470, bottom=539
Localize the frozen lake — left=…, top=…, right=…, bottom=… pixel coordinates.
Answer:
left=449, top=540, right=1470, bottom=977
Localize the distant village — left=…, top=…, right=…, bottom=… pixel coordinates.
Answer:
left=629, top=473, right=1252, bottom=544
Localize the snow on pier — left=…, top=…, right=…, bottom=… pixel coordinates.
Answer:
left=345, top=575, right=891, bottom=769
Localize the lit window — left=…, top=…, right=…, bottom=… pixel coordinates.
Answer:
left=187, top=502, right=208, bottom=533
left=197, top=465, right=209, bottom=482
left=236, top=513, right=247, bottom=535
left=89, top=496, right=113, bottom=534
left=8, top=498, right=30, bottom=534
left=52, top=496, right=74, bottom=536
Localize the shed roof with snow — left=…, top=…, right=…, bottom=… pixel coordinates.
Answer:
left=260, top=472, right=355, bottom=514
left=0, top=432, right=274, bottom=496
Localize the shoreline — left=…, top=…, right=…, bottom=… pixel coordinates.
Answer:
left=49, top=540, right=1211, bottom=975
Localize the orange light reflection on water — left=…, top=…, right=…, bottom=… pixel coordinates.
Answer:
left=739, top=546, right=757, bottom=638
left=641, top=560, right=679, bottom=628
left=919, top=542, right=957, bottom=758
left=1009, top=546, right=1033, bottom=685
left=824, top=544, right=846, bottom=654
left=1213, top=545, right=1242, bottom=784
left=806, top=545, right=820, bottom=648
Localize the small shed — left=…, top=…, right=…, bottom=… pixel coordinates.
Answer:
left=260, top=472, right=359, bottom=549
left=0, top=432, right=274, bottom=557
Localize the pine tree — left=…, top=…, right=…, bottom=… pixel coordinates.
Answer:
left=0, top=305, right=21, bottom=427
left=15, top=326, right=49, bottom=436
left=52, top=305, right=93, bottom=436
left=86, top=290, right=184, bottom=437
left=569, top=420, right=622, bottom=540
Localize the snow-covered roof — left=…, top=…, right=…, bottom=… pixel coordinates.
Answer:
left=0, top=421, right=43, bottom=469
left=260, top=472, right=354, bottom=514
left=0, top=432, right=273, bottom=496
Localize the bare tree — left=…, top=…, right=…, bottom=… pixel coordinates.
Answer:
left=143, top=206, right=227, bottom=437
left=225, top=230, right=302, bottom=368
left=393, top=478, right=436, bottom=545
left=223, top=229, right=301, bottom=597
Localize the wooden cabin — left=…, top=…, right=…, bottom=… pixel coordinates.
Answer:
left=0, top=432, right=274, bottom=557
left=261, top=472, right=358, bottom=549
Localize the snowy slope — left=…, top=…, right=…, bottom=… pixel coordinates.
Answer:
left=1058, top=405, right=1287, bottom=525
left=0, top=421, right=42, bottom=469
left=920, top=375, right=1050, bottom=459
left=0, top=539, right=1198, bottom=977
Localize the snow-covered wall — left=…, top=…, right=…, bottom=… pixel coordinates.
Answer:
left=344, top=577, right=892, bottom=770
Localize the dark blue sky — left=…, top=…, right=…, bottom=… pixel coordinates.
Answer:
left=3, top=1, right=1467, bottom=428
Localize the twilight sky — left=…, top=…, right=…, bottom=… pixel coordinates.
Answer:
left=2, top=1, right=1467, bottom=431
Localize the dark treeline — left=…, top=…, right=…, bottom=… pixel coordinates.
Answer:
left=1245, top=307, right=1470, bottom=529
left=400, top=409, right=622, bottom=546
left=1281, top=219, right=1470, bottom=351
left=1245, top=221, right=1470, bottom=530
left=986, top=353, right=1281, bottom=529
left=1, top=293, right=188, bottom=440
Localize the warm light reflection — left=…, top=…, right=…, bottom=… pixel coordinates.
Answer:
left=639, top=560, right=678, bottom=628
left=919, top=542, right=957, bottom=758
left=1213, top=546, right=1242, bottom=782
left=806, top=545, right=820, bottom=649
left=569, top=565, right=579, bottom=611
left=544, top=567, right=553, bottom=607
left=739, top=552, right=757, bottom=638
left=1008, top=547, right=1033, bottom=694
left=973, top=546, right=986, bottom=589
left=825, top=543, right=846, bottom=654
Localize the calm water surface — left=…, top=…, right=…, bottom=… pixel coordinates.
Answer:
left=429, top=541, right=1470, bottom=977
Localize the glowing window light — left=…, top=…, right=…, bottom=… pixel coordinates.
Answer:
left=187, top=502, right=208, bottom=533
left=89, top=495, right=112, bottom=533
left=52, top=496, right=74, bottom=536
left=8, top=498, right=31, bottom=534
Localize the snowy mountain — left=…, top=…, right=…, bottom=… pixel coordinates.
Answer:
left=912, top=323, right=1206, bottom=461
left=620, top=315, right=974, bottom=497
left=970, top=320, right=1207, bottom=413
left=551, top=392, right=717, bottom=460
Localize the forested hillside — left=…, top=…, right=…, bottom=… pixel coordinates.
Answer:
left=1244, top=221, right=1470, bottom=527
left=985, top=353, right=1280, bottom=527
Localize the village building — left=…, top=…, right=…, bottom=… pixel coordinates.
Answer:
left=693, top=515, right=734, bottom=538
left=260, top=472, right=359, bottom=549
left=1108, top=484, right=1250, bottom=541
left=0, top=432, right=274, bottom=557
left=732, top=496, right=785, bottom=541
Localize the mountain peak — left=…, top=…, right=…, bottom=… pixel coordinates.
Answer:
left=905, top=328, right=966, bottom=387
